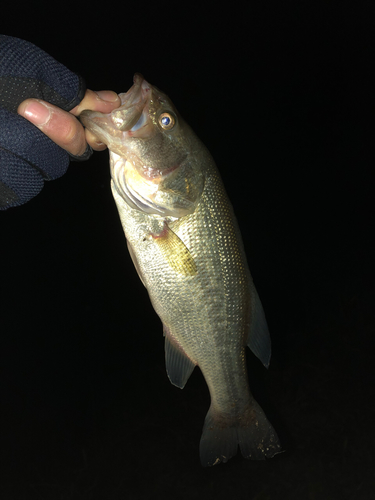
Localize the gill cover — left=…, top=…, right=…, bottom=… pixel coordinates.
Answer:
left=110, top=153, right=205, bottom=217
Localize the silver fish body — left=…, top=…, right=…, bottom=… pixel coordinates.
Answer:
left=80, top=75, right=281, bottom=466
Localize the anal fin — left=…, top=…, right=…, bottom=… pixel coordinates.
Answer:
left=164, top=326, right=196, bottom=389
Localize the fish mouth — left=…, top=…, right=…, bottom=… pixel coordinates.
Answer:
left=79, top=73, right=151, bottom=148
left=110, top=73, right=151, bottom=132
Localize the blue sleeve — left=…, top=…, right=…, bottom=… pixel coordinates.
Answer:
left=0, top=35, right=92, bottom=210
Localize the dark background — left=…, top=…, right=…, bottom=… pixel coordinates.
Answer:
left=1, top=1, right=375, bottom=499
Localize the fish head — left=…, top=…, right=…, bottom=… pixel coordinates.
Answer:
left=80, top=74, right=205, bottom=217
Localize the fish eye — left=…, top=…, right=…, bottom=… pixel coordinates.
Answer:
left=158, top=112, right=175, bottom=130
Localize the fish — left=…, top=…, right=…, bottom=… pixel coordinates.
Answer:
left=80, top=74, right=281, bottom=466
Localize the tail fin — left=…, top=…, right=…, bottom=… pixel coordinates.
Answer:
left=199, top=401, right=281, bottom=466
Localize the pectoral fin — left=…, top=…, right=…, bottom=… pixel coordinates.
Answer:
left=164, top=326, right=196, bottom=389
left=247, top=289, right=272, bottom=368
left=152, top=223, right=197, bottom=276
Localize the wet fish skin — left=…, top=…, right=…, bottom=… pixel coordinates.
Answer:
left=80, top=74, right=281, bottom=466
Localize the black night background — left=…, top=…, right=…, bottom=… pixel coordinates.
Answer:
left=1, top=2, right=374, bottom=499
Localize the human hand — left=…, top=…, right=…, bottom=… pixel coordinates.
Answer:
left=18, top=89, right=121, bottom=157
left=0, top=35, right=119, bottom=210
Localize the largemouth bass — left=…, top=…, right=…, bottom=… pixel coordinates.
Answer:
left=80, top=74, right=281, bottom=466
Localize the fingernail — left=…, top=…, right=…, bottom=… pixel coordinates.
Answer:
left=23, top=100, right=51, bottom=126
left=95, top=90, right=119, bottom=103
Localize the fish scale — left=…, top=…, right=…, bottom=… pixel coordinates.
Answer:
left=80, top=73, right=281, bottom=466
